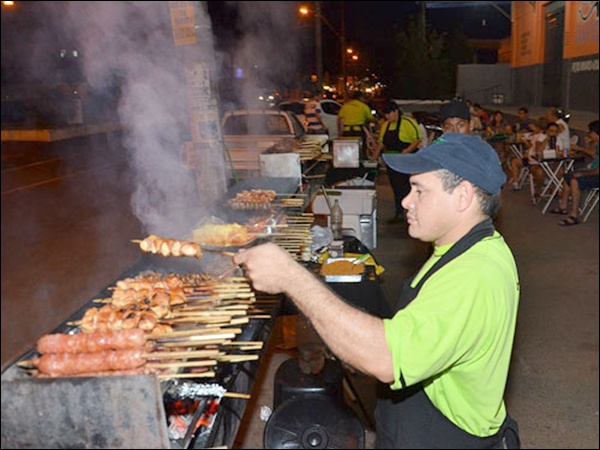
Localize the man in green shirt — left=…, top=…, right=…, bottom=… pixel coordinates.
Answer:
left=235, top=133, right=520, bottom=448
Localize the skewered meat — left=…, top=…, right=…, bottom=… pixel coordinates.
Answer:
left=138, top=311, right=158, bottom=331
left=33, top=349, right=146, bottom=376
left=228, top=189, right=276, bottom=210
left=37, top=329, right=147, bottom=354
left=138, top=235, right=202, bottom=259
left=121, top=309, right=142, bottom=329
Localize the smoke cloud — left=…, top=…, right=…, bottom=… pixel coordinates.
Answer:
left=3, top=1, right=304, bottom=237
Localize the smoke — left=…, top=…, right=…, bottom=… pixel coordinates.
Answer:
left=212, top=1, right=302, bottom=108
left=3, top=1, right=304, bottom=237
left=17, top=1, right=227, bottom=237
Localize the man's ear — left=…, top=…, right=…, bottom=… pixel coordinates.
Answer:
left=455, top=180, right=476, bottom=212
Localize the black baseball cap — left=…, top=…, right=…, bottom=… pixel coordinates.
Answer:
left=382, top=133, right=506, bottom=195
left=439, top=100, right=471, bottom=123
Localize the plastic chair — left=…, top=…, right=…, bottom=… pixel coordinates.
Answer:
left=580, top=187, right=599, bottom=222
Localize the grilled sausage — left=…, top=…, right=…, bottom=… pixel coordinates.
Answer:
left=33, top=349, right=146, bottom=376
left=36, top=329, right=146, bottom=354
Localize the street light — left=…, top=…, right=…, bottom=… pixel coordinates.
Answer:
left=299, top=2, right=346, bottom=97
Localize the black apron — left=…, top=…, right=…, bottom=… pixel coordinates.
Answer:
left=375, top=219, right=520, bottom=449
left=382, top=119, right=411, bottom=215
left=382, top=119, right=410, bottom=152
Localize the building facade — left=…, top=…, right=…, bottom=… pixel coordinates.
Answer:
left=511, top=1, right=598, bottom=112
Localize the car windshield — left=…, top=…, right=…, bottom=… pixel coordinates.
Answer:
left=223, top=114, right=291, bottom=135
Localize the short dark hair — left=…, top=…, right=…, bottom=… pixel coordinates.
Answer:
left=588, top=120, right=599, bottom=135
left=350, top=90, right=364, bottom=100
left=518, top=107, right=529, bottom=114
left=383, top=101, right=399, bottom=114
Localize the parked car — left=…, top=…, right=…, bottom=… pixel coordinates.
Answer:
left=276, top=98, right=342, bottom=140
left=221, top=109, right=326, bottom=176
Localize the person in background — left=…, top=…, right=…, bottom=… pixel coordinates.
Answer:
left=550, top=120, right=599, bottom=226
left=546, top=107, right=570, bottom=151
left=486, top=110, right=513, bottom=137
left=538, top=121, right=570, bottom=157
left=486, top=110, right=513, bottom=174
left=370, top=101, right=423, bottom=222
left=507, top=117, right=547, bottom=191
left=514, top=107, right=534, bottom=134
left=472, top=103, right=489, bottom=130
left=304, top=91, right=328, bottom=135
left=235, top=133, right=520, bottom=449
left=528, top=121, right=566, bottom=200
left=439, top=99, right=473, bottom=135
left=337, top=90, right=376, bottom=159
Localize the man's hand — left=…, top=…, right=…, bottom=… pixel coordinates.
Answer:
left=234, top=243, right=303, bottom=294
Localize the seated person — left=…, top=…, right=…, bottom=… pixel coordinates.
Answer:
left=507, top=117, right=547, bottom=191
left=513, top=107, right=534, bottom=134
left=545, top=107, right=571, bottom=153
left=471, top=103, right=489, bottom=130
left=485, top=110, right=513, bottom=174
left=530, top=121, right=569, bottom=199
left=550, top=120, right=599, bottom=226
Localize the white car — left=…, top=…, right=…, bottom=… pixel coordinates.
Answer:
left=221, top=109, right=328, bottom=174
left=277, top=98, right=342, bottom=140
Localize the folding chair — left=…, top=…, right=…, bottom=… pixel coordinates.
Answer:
left=517, top=159, right=531, bottom=190
left=580, top=187, right=599, bottom=222
left=508, top=143, right=531, bottom=190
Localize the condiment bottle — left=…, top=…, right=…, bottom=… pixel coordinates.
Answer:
left=330, top=199, right=343, bottom=240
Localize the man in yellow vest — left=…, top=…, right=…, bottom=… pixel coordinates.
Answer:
left=337, top=90, right=376, bottom=159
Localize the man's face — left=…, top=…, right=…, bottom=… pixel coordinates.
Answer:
left=442, top=117, right=471, bottom=134
left=517, top=110, right=528, bottom=121
left=401, top=171, right=461, bottom=246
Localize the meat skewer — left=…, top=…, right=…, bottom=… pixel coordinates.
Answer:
left=133, top=235, right=203, bottom=259
left=37, top=329, right=148, bottom=354
left=32, top=349, right=146, bottom=376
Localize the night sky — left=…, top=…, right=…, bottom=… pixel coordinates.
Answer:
left=2, top=1, right=512, bottom=96
left=206, top=1, right=512, bottom=82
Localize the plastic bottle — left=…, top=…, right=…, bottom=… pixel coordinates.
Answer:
left=330, top=199, right=343, bottom=240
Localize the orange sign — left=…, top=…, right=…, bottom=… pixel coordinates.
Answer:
left=564, top=1, right=599, bottom=59
left=511, top=1, right=545, bottom=68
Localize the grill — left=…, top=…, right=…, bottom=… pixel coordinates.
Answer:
left=1, top=177, right=308, bottom=449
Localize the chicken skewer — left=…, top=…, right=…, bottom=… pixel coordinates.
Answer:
left=133, top=235, right=203, bottom=259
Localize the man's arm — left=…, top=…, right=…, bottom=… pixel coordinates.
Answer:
left=234, top=243, right=394, bottom=382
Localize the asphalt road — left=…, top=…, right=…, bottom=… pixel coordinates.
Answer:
left=1, top=132, right=144, bottom=368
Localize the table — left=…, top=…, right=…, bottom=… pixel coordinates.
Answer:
left=280, top=235, right=392, bottom=319
left=533, top=156, right=578, bottom=214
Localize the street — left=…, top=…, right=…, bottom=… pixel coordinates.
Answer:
left=1, top=132, right=143, bottom=367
